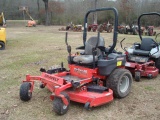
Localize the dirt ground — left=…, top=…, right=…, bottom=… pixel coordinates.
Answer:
left=0, top=25, right=160, bottom=120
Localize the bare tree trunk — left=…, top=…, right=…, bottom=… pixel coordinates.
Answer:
left=91, top=0, right=98, bottom=24
left=37, top=0, right=40, bottom=11
left=43, top=0, right=49, bottom=25
left=94, top=0, right=97, bottom=24
left=37, top=0, right=40, bottom=19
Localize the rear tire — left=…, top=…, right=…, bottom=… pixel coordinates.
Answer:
left=20, top=82, right=32, bottom=101
left=155, top=57, right=160, bottom=73
left=0, top=41, right=5, bottom=50
left=53, top=92, right=70, bottom=115
left=106, top=68, right=132, bottom=98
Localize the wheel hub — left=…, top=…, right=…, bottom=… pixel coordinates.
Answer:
left=120, top=75, right=129, bottom=93
left=63, top=105, right=67, bottom=109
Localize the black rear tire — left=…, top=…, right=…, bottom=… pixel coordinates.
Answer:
left=0, top=41, right=5, bottom=50
left=20, top=82, right=32, bottom=101
left=155, top=57, right=160, bottom=73
left=106, top=68, right=132, bottom=98
left=53, top=92, right=70, bottom=115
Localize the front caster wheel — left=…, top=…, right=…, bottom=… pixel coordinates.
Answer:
left=53, top=92, right=70, bottom=115
left=20, top=82, right=32, bottom=101
left=84, top=102, right=91, bottom=110
left=135, top=71, right=141, bottom=82
left=40, top=83, right=45, bottom=88
left=148, top=74, right=153, bottom=79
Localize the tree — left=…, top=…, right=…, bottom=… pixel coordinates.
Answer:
left=37, top=0, right=40, bottom=18
left=93, top=0, right=98, bottom=24
left=42, top=0, right=49, bottom=25
left=48, top=1, right=65, bottom=25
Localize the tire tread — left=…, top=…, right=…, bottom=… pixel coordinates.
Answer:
left=106, top=68, right=132, bottom=98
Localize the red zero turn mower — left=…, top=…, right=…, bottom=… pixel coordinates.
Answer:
left=20, top=8, right=132, bottom=115
left=121, top=12, right=160, bottom=82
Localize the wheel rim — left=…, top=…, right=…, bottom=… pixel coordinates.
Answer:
left=119, top=75, right=129, bottom=93
left=28, top=89, right=32, bottom=97
left=63, top=105, right=67, bottom=109
left=28, top=91, right=31, bottom=97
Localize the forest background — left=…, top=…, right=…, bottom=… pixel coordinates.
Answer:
left=0, top=0, right=160, bottom=26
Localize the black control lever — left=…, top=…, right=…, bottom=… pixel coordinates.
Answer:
left=120, top=38, right=127, bottom=51
left=65, top=32, right=72, bottom=62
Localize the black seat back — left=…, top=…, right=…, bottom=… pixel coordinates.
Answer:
left=85, top=36, right=105, bottom=55
left=140, top=38, right=155, bottom=51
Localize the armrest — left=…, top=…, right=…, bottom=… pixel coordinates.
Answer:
left=151, top=43, right=157, bottom=48
left=97, top=46, right=106, bottom=51
left=134, top=43, right=140, bottom=49
left=76, top=46, right=85, bottom=50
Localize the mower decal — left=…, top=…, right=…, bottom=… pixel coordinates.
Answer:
left=117, top=57, right=124, bottom=61
left=74, top=68, right=87, bottom=75
left=44, top=74, right=59, bottom=82
left=125, top=62, right=131, bottom=67
left=117, top=61, right=122, bottom=66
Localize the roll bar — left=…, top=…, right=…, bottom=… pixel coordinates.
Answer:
left=83, top=7, right=119, bottom=54
left=138, top=12, right=160, bottom=40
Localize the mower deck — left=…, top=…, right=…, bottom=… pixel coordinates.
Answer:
left=24, top=70, right=113, bottom=108
left=67, top=89, right=113, bottom=107
left=125, top=61, right=158, bottom=79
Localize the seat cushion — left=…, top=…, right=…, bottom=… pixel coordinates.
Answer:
left=132, top=38, right=155, bottom=56
left=133, top=49, right=150, bottom=56
left=140, top=38, right=155, bottom=51
left=85, top=36, right=105, bottom=55
left=73, top=55, right=98, bottom=64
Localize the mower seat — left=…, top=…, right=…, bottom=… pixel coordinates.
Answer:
left=73, top=36, right=105, bottom=64
left=133, top=38, right=155, bottom=56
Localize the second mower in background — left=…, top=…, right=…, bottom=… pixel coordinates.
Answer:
left=121, top=12, right=160, bottom=81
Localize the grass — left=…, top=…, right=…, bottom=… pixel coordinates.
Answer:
left=0, top=25, right=160, bottom=120
left=144, top=86, right=155, bottom=91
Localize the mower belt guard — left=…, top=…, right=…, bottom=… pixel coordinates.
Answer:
left=128, top=55, right=149, bottom=63
left=87, top=85, right=108, bottom=93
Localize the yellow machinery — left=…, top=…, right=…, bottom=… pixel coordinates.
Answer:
left=0, top=12, right=6, bottom=27
left=0, top=27, right=6, bottom=50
